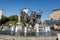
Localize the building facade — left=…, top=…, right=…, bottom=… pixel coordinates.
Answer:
left=50, top=9, right=60, bottom=20
left=0, top=9, right=2, bottom=19
left=0, top=8, right=3, bottom=25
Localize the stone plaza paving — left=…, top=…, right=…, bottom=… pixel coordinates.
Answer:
left=0, top=34, right=57, bottom=40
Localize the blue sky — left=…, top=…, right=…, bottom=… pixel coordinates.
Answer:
left=0, top=0, right=60, bottom=20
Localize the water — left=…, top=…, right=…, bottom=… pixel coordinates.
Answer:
left=0, top=29, right=56, bottom=37
left=0, top=29, right=11, bottom=35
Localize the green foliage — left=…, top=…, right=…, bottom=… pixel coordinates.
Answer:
left=9, top=15, right=18, bottom=21
left=1, top=15, right=9, bottom=24
left=4, top=22, right=9, bottom=26
left=4, top=21, right=17, bottom=26
left=1, top=15, right=18, bottom=26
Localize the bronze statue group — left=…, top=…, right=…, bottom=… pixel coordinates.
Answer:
left=20, top=8, right=42, bottom=31
left=0, top=8, right=43, bottom=36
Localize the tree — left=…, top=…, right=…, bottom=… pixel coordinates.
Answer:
left=9, top=15, right=18, bottom=21
left=1, top=15, right=18, bottom=26
left=1, top=15, right=9, bottom=24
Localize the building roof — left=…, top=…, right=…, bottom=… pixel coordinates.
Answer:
left=50, top=9, right=60, bottom=14
left=52, top=9, right=60, bottom=12
left=45, top=20, right=60, bottom=26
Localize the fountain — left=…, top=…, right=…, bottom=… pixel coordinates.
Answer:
left=0, top=8, right=54, bottom=37
left=20, top=8, right=43, bottom=36
left=34, top=23, right=39, bottom=36
left=24, top=27, right=27, bottom=36
left=42, top=25, right=51, bottom=32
